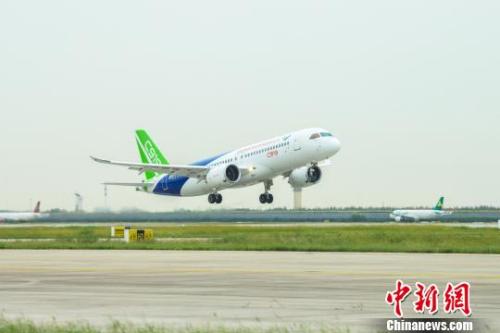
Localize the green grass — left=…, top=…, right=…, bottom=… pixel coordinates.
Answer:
left=0, top=317, right=351, bottom=333
left=0, top=224, right=499, bottom=253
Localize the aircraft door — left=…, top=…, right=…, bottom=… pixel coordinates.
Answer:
left=293, top=136, right=302, bottom=151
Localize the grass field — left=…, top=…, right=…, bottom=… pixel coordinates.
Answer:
left=0, top=317, right=350, bottom=333
left=0, top=224, right=499, bottom=253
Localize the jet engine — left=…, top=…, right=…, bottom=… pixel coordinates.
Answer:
left=392, top=216, right=417, bottom=222
left=206, top=164, right=241, bottom=188
left=288, top=166, right=322, bottom=189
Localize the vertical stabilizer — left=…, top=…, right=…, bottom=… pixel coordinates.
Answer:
left=135, top=129, right=169, bottom=181
left=434, top=197, right=445, bottom=211
left=33, top=201, right=41, bottom=213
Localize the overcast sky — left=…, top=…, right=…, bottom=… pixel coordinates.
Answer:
left=1, top=0, right=499, bottom=211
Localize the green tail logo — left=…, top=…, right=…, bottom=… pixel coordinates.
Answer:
left=135, top=129, right=169, bottom=180
left=434, top=197, right=445, bottom=211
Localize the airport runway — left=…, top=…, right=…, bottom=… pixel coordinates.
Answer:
left=0, top=250, right=499, bottom=331
left=1, top=221, right=499, bottom=228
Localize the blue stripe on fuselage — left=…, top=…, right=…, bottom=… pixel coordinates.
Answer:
left=152, top=153, right=226, bottom=196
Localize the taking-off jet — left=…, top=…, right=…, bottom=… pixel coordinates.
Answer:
left=92, top=128, right=341, bottom=204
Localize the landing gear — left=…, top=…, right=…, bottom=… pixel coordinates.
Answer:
left=215, top=194, right=222, bottom=204
left=208, top=193, right=223, bottom=204
left=259, top=180, right=274, bottom=204
left=259, top=193, right=274, bottom=204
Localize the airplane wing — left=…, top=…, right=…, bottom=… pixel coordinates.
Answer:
left=91, top=156, right=210, bottom=179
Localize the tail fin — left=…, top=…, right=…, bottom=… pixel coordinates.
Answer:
left=135, top=129, right=170, bottom=181
left=33, top=201, right=41, bottom=213
left=434, top=197, right=445, bottom=211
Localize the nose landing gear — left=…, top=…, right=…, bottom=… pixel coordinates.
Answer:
left=208, top=193, right=223, bottom=204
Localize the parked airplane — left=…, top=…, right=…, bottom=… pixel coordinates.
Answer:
left=0, top=202, right=47, bottom=222
left=390, top=197, right=453, bottom=222
left=92, top=128, right=341, bottom=204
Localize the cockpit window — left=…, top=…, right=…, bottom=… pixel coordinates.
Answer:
left=309, top=133, right=321, bottom=140
left=320, top=132, right=333, bottom=137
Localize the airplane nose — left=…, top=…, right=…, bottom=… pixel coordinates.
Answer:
left=329, top=137, right=341, bottom=155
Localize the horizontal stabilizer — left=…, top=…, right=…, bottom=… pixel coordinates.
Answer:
left=103, top=182, right=153, bottom=187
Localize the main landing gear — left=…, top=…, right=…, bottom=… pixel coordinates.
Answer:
left=259, top=180, right=274, bottom=204
left=259, top=193, right=274, bottom=204
left=208, top=193, right=222, bottom=204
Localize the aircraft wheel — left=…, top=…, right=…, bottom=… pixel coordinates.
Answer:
left=259, top=194, right=267, bottom=204
left=215, top=194, right=223, bottom=204
left=208, top=193, right=216, bottom=204
left=266, top=193, right=274, bottom=204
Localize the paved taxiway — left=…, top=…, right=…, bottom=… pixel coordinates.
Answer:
left=0, top=250, right=499, bottom=330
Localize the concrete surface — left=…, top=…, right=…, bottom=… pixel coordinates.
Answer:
left=0, top=250, right=499, bottom=331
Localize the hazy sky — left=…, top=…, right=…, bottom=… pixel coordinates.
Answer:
left=1, top=0, right=499, bottom=211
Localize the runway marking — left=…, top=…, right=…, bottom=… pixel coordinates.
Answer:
left=1, top=266, right=499, bottom=280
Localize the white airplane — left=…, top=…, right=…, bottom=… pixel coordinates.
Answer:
left=92, top=128, right=341, bottom=204
left=390, top=197, right=453, bottom=222
left=0, top=201, right=47, bottom=222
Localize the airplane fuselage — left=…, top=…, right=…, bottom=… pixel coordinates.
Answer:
left=0, top=212, right=45, bottom=222
left=390, top=209, right=452, bottom=222
left=147, top=128, right=340, bottom=197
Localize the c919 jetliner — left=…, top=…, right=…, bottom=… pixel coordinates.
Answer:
left=91, top=128, right=341, bottom=204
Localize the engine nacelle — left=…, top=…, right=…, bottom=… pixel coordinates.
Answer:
left=288, top=166, right=322, bottom=189
left=392, top=215, right=417, bottom=222
left=206, top=164, right=241, bottom=188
